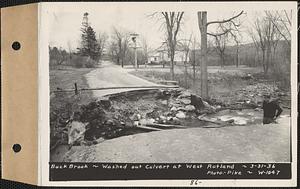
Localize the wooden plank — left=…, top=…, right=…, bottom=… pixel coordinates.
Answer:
left=136, top=125, right=163, bottom=131
left=146, top=123, right=186, bottom=128
left=158, top=80, right=178, bottom=85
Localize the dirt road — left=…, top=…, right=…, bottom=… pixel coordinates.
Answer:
left=64, top=115, right=290, bottom=163
left=85, top=61, right=165, bottom=98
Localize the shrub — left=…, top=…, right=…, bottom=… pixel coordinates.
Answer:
left=74, top=59, right=84, bottom=68
left=71, top=56, right=97, bottom=68
left=85, top=58, right=96, bottom=68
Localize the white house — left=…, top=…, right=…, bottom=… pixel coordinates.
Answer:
left=147, top=43, right=190, bottom=64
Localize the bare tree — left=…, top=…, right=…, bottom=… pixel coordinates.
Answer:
left=265, top=10, right=291, bottom=46
left=212, top=24, right=230, bottom=67
left=178, top=34, right=193, bottom=87
left=98, top=32, right=109, bottom=60
left=248, top=29, right=261, bottom=67
left=151, top=12, right=184, bottom=80
left=252, top=15, right=281, bottom=74
left=108, top=41, right=118, bottom=62
left=141, top=37, right=149, bottom=66
left=232, top=33, right=241, bottom=67
left=49, top=46, right=68, bottom=65
left=67, top=40, right=73, bottom=59
left=111, top=27, right=130, bottom=67
left=197, top=11, right=244, bottom=98
left=227, top=19, right=243, bottom=67
left=265, top=10, right=291, bottom=66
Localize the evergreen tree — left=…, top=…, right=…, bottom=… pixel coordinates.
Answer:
left=78, top=12, right=100, bottom=61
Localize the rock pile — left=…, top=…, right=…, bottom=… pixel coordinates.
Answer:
left=50, top=88, right=217, bottom=149
left=233, top=83, right=286, bottom=107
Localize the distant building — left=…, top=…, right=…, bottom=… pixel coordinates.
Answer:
left=147, top=43, right=189, bottom=64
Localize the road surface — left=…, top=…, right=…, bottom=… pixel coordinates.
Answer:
left=64, top=116, right=290, bottom=163
left=85, top=61, right=166, bottom=98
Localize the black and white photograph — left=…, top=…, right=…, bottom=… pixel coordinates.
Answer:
left=44, top=2, right=296, bottom=185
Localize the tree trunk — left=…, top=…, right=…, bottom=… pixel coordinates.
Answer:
left=170, top=49, right=175, bottom=80
left=198, top=11, right=208, bottom=99
left=236, top=45, right=239, bottom=67
left=184, top=61, right=188, bottom=88
left=193, top=50, right=196, bottom=87
left=262, top=50, right=267, bottom=74
left=266, top=46, right=271, bottom=74
left=221, top=53, right=225, bottom=68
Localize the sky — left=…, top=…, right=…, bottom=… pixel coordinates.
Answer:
left=44, top=2, right=294, bottom=52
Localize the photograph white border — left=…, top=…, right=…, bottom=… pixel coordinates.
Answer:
left=38, top=1, right=298, bottom=187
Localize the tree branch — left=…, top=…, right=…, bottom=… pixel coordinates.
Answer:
left=207, top=11, right=244, bottom=26
left=207, top=29, right=230, bottom=37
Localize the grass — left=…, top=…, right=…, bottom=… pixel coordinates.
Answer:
left=129, top=65, right=289, bottom=106
left=131, top=68, right=251, bottom=95
left=50, top=66, right=96, bottom=149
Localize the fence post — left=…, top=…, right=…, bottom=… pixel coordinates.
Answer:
left=74, top=83, right=78, bottom=95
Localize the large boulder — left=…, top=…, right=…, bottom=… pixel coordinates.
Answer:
left=179, top=98, right=191, bottom=105
left=191, top=94, right=205, bottom=110
left=176, top=111, right=186, bottom=119
left=178, top=91, right=191, bottom=98
left=185, top=105, right=196, bottom=111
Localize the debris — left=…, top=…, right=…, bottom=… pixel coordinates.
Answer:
left=176, top=111, right=186, bottom=119
left=161, top=100, right=168, bottom=105
left=131, top=113, right=141, bottom=121
left=191, top=94, right=204, bottom=110
left=140, top=118, right=155, bottom=125
left=218, top=115, right=248, bottom=125
left=179, top=98, right=191, bottom=105
left=159, top=115, right=167, bottom=120
left=178, top=91, right=191, bottom=98
left=203, top=101, right=216, bottom=111
left=137, top=125, right=163, bottom=131
left=198, top=116, right=222, bottom=125
left=99, top=98, right=111, bottom=109
left=185, top=105, right=196, bottom=111
left=146, top=123, right=186, bottom=128
left=51, top=88, right=223, bottom=149
left=68, top=121, right=88, bottom=146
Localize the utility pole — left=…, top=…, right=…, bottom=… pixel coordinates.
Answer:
left=130, top=33, right=139, bottom=70
left=193, top=37, right=196, bottom=87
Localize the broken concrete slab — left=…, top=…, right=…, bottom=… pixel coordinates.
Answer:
left=217, top=115, right=248, bottom=125
left=68, top=121, right=88, bottom=146
left=179, top=98, right=191, bottom=105
left=176, top=111, right=186, bottom=119
left=184, top=105, right=196, bottom=111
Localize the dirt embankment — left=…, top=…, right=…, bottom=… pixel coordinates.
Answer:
left=50, top=89, right=214, bottom=151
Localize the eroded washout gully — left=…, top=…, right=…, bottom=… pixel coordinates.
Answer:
left=50, top=87, right=274, bottom=154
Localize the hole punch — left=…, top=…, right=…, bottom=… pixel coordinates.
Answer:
left=12, top=41, right=21, bottom=50
left=12, top=144, right=21, bottom=153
